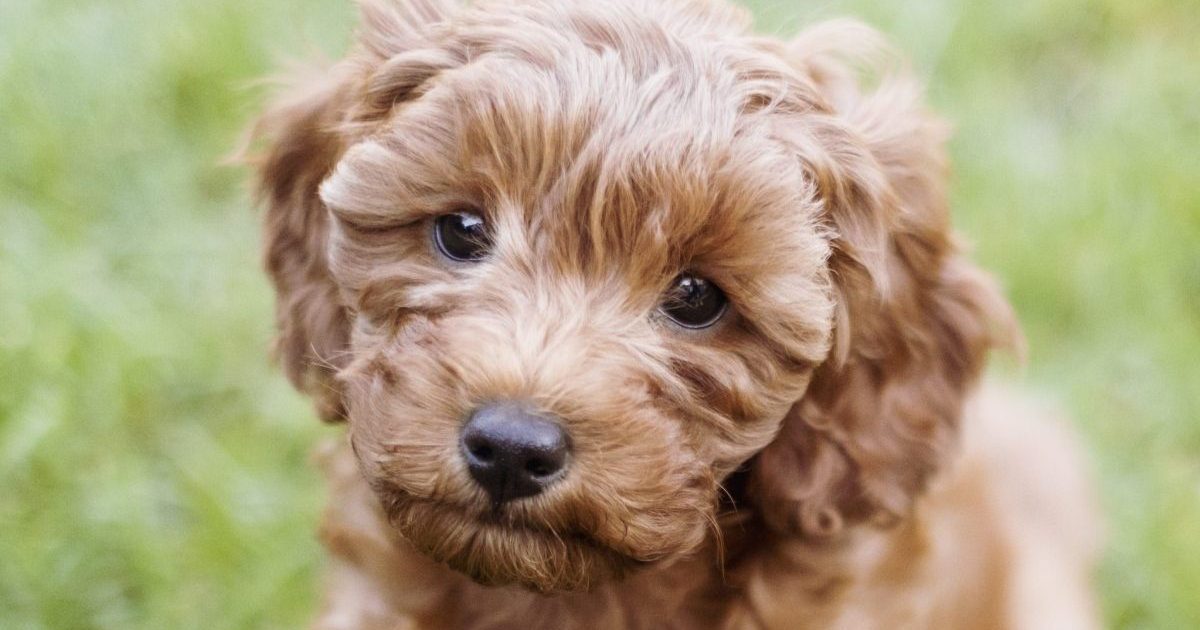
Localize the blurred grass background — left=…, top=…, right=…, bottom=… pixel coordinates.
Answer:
left=0, top=0, right=1196, bottom=627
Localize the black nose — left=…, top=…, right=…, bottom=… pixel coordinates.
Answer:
left=460, top=403, right=570, bottom=505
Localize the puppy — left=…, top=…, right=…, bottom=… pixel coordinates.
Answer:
left=248, top=0, right=1101, bottom=627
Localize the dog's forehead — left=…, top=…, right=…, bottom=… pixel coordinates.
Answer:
left=324, top=4, right=832, bottom=291
left=420, top=48, right=824, bottom=279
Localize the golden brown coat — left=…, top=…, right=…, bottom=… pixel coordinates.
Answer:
left=247, top=1, right=1100, bottom=627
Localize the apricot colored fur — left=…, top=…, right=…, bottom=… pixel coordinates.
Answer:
left=248, top=1, right=1100, bottom=627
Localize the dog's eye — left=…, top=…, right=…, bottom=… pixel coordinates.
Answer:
left=659, top=274, right=727, bottom=329
left=434, top=210, right=491, bottom=262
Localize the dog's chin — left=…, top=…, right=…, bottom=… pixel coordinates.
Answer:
left=379, top=491, right=645, bottom=593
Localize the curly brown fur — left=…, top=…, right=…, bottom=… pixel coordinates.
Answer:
left=247, top=1, right=1099, bottom=627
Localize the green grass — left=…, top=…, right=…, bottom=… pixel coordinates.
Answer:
left=1, top=0, right=1196, bottom=627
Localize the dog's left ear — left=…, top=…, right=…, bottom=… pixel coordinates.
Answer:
left=248, top=0, right=459, bottom=421
left=748, top=21, right=1020, bottom=537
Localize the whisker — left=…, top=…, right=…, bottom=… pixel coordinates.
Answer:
left=703, top=507, right=728, bottom=582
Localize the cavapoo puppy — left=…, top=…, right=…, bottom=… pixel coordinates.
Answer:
left=248, top=0, right=1100, bottom=627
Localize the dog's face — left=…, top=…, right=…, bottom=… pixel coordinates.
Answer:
left=253, top=0, right=1012, bottom=593
left=319, top=31, right=835, bottom=589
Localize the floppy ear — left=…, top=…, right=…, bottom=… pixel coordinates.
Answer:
left=748, top=21, right=1019, bottom=537
left=248, top=0, right=458, bottom=421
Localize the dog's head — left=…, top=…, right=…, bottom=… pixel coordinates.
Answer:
left=251, top=0, right=1015, bottom=592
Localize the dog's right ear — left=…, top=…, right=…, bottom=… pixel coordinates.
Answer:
left=248, top=0, right=458, bottom=421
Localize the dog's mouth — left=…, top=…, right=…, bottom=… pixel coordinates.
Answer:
left=373, top=484, right=647, bottom=592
